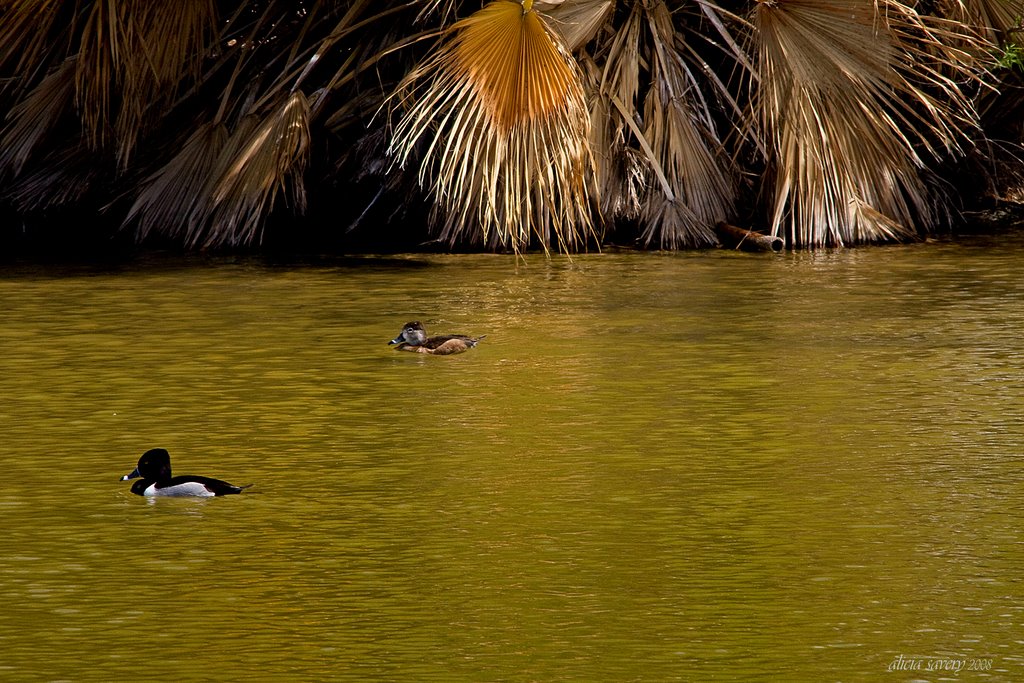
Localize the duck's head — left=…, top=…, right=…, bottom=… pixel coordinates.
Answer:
left=121, top=448, right=172, bottom=482
left=389, top=321, right=426, bottom=347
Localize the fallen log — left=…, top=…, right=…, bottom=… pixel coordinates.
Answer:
left=715, top=222, right=784, bottom=252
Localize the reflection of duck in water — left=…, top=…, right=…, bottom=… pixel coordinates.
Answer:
left=121, top=448, right=251, bottom=497
left=388, top=321, right=485, bottom=356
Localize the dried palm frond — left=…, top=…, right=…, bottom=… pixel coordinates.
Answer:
left=538, top=0, right=614, bottom=50
left=285, top=0, right=397, bottom=122
left=115, top=1, right=215, bottom=166
left=140, top=0, right=215, bottom=86
left=189, top=91, right=311, bottom=248
left=0, top=58, right=76, bottom=179
left=751, top=0, right=995, bottom=247
left=591, top=3, right=643, bottom=221
left=74, top=0, right=127, bottom=151
left=6, top=145, right=100, bottom=212
left=639, top=0, right=736, bottom=248
left=122, top=121, right=228, bottom=243
left=74, top=0, right=215, bottom=166
left=388, top=0, right=595, bottom=252
left=589, top=0, right=738, bottom=247
left=0, top=0, right=66, bottom=91
left=581, top=55, right=643, bottom=221
left=943, top=0, right=1024, bottom=45
left=415, top=0, right=460, bottom=25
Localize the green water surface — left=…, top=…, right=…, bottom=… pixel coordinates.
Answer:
left=0, top=242, right=1021, bottom=681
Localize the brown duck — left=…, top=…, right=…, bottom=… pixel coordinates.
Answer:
left=388, top=321, right=485, bottom=355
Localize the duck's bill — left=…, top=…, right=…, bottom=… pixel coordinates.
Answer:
left=388, top=336, right=403, bottom=345
left=121, top=468, right=141, bottom=481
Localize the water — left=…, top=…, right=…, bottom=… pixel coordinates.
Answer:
left=0, top=240, right=1021, bottom=681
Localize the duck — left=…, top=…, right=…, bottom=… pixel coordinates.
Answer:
left=121, top=448, right=251, bottom=497
left=388, top=321, right=485, bottom=355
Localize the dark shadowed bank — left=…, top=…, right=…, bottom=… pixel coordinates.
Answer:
left=1, top=0, right=1023, bottom=256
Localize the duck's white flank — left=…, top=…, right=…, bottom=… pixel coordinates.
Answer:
left=144, top=481, right=215, bottom=497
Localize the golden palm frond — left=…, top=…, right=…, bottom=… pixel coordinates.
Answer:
left=751, top=0, right=995, bottom=247
left=389, top=0, right=594, bottom=252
